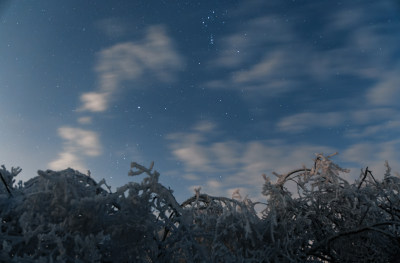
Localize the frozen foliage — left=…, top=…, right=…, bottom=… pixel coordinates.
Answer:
left=261, top=153, right=400, bottom=262
left=1, top=154, right=400, bottom=262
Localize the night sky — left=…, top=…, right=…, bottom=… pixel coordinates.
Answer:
left=1, top=0, right=400, bottom=202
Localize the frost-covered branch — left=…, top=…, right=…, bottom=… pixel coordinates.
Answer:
left=1, top=154, right=400, bottom=262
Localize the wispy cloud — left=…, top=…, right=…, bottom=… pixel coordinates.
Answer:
left=276, top=108, right=399, bottom=134
left=350, top=108, right=398, bottom=125
left=48, top=152, right=87, bottom=173
left=211, top=16, right=293, bottom=69
left=49, top=126, right=102, bottom=172
left=167, top=121, right=334, bottom=199
left=366, top=70, right=400, bottom=106
left=77, top=116, right=92, bottom=125
left=205, top=15, right=301, bottom=97
left=340, top=140, right=400, bottom=175
left=79, top=92, right=109, bottom=112
left=345, top=120, right=400, bottom=139
left=79, top=25, right=184, bottom=112
left=277, top=112, right=345, bottom=133
left=168, top=119, right=400, bottom=200
left=205, top=0, right=400, bottom=107
left=56, top=25, right=184, bottom=171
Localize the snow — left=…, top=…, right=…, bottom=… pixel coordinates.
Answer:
left=1, top=154, right=400, bottom=262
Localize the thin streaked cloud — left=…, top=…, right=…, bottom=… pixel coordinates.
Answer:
left=277, top=112, right=345, bottom=133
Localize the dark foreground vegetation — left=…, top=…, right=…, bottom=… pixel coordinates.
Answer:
left=1, top=153, right=400, bottom=262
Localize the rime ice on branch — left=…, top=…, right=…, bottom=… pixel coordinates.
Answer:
left=1, top=154, right=400, bottom=262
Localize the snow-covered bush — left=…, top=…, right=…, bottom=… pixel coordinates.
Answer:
left=1, top=153, right=400, bottom=262
left=1, top=167, right=159, bottom=262
left=261, top=153, right=400, bottom=262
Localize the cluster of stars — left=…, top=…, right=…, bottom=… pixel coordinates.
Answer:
left=200, top=9, right=228, bottom=46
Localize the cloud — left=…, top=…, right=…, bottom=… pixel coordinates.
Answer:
left=311, top=22, right=400, bottom=83
left=350, top=108, right=398, bottom=125
left=366, top=70, right=400, bottom=106
left=340, top=140, right=400, bottom=176
left=48, top=126, right=102, bottom=171
left=207, top=179, right=221, bottom=189
left=277, top=112, right=345, bottom=133
left=57, top=127, right=102, bottom=156
left=343, top=108, right=400, bottom=138
left=167, top=121, right=335, bottom=200
left=276, top=108, right=399, bottom=134
left=205, top=15, right=302, bottom=97
left=168, top=119, right=400, bottom=202
left=172, top=146, right=211, bottom=172
left=167, top=122, right=217, bottom=173
left=48, top=152, right=87, bottom=172
left=211, top=16, right=294, bottom=69
left=211, top=141, right=241, bottom=167
left=315, top=3, right=400, bottom=110
left=345, top=120, right=400, bottom=139
left=193, top=120, right=216, bottom=133
left=79, top=25, right=184, bottom=112
left=163, top=0, right=400, bottom=200
left=77, top=116, right=92, bottom=125
left=183, top=174, right=201, bottom=181
left=205, top=0, right=400, bottom=106
left=79, top=92, right=109, bottom=112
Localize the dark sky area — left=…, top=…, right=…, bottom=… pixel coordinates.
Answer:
left=1, top=0, right=400, bottom=202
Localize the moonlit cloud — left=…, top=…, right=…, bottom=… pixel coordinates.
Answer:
left=277, top=112, right=345, bottom=133
left=276, top=108, right=399, bottom=134
left=350, top=108, right=398, bottom=125
left=172, top=147, right=210, bottom=171
left=79, top=25, right=184, bottom=113
left=343, top=108, right=400, bottom=138
left=77, top=116, right=92, bottom=125
left=183, top=174, right=201, bottom=181
left=79, top=92, right=109, bottom=112
left=211, top=15, right=294, bottom=69
left=48, top=127, right=102, bottom=171
left=168, top=118, right=400, bottom=201
left=341, top=140, right=400, bottom=175
left=345, top=120, right=400, bottom=139
left=167, top=121, right=335, bottom=200
left=206, top=15, right=301, bottom=97
left=211, top=141, right=241, bottom=167
left=366, top=71, right=400, bottom=106
left=206, top=0, right=400, bottom=108
left=311, top=16, right=400, bottom=83
left=193, top=120, right=217, bottom=133
left=57, top=127, right=101, bottom=156
left=48, top=152, right=87, bottom=172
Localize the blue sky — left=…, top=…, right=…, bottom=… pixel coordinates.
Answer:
left=1, top=0, right=400, bottom=202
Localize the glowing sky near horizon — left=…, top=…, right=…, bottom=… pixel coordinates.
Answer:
left=1, top=0, right=400, bottom=202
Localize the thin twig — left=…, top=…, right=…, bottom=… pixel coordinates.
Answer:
left=0, top=171, right=12, bottom=196
left=358, top=167, right=369, bottom=189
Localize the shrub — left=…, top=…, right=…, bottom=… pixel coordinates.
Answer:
left=1, top=154, right=399, bottom=262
